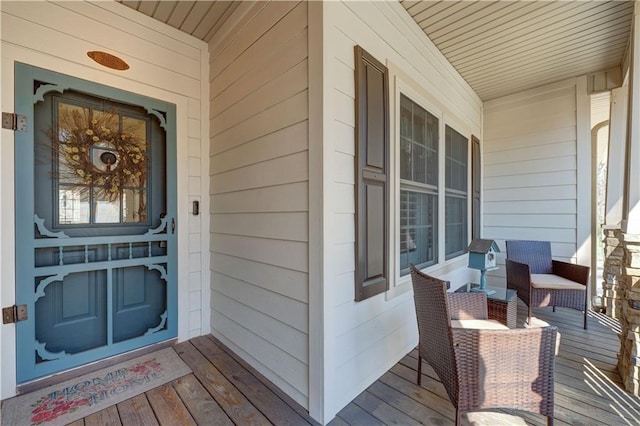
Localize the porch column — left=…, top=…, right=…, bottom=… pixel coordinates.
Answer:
left=619, top=1, right=640, bottom=397
left=603, top=88, right=629, bottom=319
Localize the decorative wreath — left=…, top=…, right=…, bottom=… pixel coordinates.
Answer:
left=55, top=109, right=147, bottom=201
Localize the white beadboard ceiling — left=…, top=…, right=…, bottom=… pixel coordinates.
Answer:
left=120, top=0, right=634, bottom=101
left=117, top=0, right=240, bottom=43
left=401, top=0, right=633, bottom=100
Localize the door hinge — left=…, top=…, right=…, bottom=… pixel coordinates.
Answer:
left=2, top=112, right=27, bottom=132
left=2, top=305, right=28, bottom=324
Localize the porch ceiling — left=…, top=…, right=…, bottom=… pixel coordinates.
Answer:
left=119, top=0, right=634, bottom=102
left=401, top=0, right=634, bottom=101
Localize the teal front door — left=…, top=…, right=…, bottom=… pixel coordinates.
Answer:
left=14, top=63, right=178, bottom=383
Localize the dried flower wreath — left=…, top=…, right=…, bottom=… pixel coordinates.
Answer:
left=55, top=109, right=147, bottom=202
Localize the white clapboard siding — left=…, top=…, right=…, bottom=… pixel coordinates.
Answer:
left=212, top=59, right=308, bottom=134
left=211, top=1, right=305, bottom=98
left=487, top=228, right=577, bottom=244
left=485, top=200, right=578, bottom=215
left=321, top=0, right=482, bottom=419
left=211, top=212, right=308, bottom=242
left=211, top=234, right=308, bottom=273
left=484, top=170, right=577, bottom=190
left=211, top=29, right=308, bottom=117
left=211, top=293, right=308, bottom=361
left=484, top=214, right=577, bottom=229
left=484, top=126, right=577, bottom=153
left=211, top=253, right=308, bottom=303
left=0, top=13, right=200, bottom=99
left=208, top=2, right=268, bottom=60
left=484, top=141, right=576, bottom=165
left=209, top=0, right=310, bottom=409
left=210, top=121, right=308, bottom=174
left=211, top=91, right=309, bottom=156
left=211, top=182, right=308, bottom=214
left=210, top=151, right=308, bottom=195
left=484, top=185, right=577, bottom=202
left=211, top=272, right=308, bottom=335
left=211, top=311, right=308, bottom=405
left=484, top=80, right=587, bottom=286
left=209, top=1, right=299, bottom=80
left=0, top=0, right=209, bottom=400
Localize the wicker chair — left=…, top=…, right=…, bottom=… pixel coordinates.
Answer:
left=410, top=265, right=558, bottom=426
left=506, top=240, right=590, bottom=329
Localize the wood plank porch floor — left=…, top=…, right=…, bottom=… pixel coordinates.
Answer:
left=53, top=301, right=639, bottom=425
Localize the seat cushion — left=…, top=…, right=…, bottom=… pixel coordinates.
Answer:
left=450, top=319, right=509, bottom=330
left=531, top=273, right=586, bottom=290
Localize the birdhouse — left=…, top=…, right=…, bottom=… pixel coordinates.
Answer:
left=467, top=239, right=500, bottom=271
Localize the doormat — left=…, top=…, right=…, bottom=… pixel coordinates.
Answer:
left=1, top=347, right=191, bottom=426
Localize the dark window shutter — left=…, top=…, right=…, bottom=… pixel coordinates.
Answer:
left=354, top=46, right=389, bottom=301
left=471, top=135, right=481, bottom=239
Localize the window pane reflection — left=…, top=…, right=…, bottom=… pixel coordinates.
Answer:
left=400, top=190, right=437, bottom=274
left=59, top=186, right=90, bottom=224
left=94, top=189, right=121, bottom=223
left=445, top=195, right=467, bottom=258
left=123, top=189, right=147, bottom=223
left=399, top=94, right=439, bottom=274
left=445, top=125, right=468, bottom=259
left=54, top=100, right=151, bottom=226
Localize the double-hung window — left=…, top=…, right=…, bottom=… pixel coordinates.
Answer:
left=445, top=125, right=468, bottom=259
left=397, top=89, right=471, bottom=280
left=399, top=94, right=438, bottom=275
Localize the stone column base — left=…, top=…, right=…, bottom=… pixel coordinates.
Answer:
left=603, top=225, right=623, bottom=319
left=618, top=231, right=640, bottom=397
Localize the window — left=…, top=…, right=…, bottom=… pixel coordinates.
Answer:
left=399, top=94, right=438, bottom=274
left=445, top=125, right=468, bottom=259
left=471, top=135, right=481, bottom=239
left=54, top=98, right=150, bottom=226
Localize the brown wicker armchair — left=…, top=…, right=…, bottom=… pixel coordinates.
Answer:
left=506, top=240, right=590, bottom=329
left=410, top=265, right=558, bottom=426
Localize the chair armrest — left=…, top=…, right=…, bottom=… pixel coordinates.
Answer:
left=448, top=293, right=488, bottom=320
left=506, top=259, right=531, bottom=305
left=452, top=326, right=558, bottom=414
left=552, top=260, right=590, bottom=286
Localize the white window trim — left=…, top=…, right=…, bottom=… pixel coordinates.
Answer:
left=386, top=68, right=474, bottom=300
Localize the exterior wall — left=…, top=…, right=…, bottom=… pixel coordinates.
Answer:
left=0, top=1, right=210, bottom=400
left=483, top=78, right=592, bottom=284
left=319, top=1, right=482, bottom=421
left=208, top=1, right=310, bottom=409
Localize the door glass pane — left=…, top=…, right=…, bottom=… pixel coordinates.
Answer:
left=94, top=189, right=120, bottom=223
left=54, top=101, right=150, bottom=226
left=90, top=141, right=119, bottom=172
left=123, top=188, right=147, bottom=223
left=59, top=186, right=90, bottom=224
left=58, top=103, right=90, bottom=185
